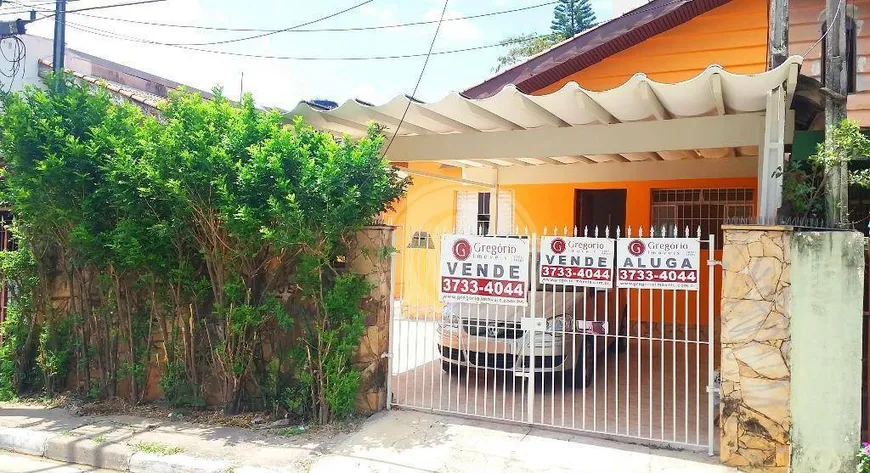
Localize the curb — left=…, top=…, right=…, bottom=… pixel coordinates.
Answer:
left=0, top=426, right=282, bottom=472
left=0, top=427, right=50, bottom=456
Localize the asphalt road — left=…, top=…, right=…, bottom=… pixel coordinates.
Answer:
left=0, top=452, right=117, bottom=473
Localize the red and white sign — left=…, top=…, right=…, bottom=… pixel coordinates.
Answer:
left=616, top=238, right=700, bottom=290
left=440, top=235, right=529, bottom=306
left=539, top=236, right=614, bottom=288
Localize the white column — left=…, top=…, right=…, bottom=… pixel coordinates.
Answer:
left=758, top=86, right=786, bottom=222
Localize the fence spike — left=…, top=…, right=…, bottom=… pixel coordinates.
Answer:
left=616, top=225, right=621, bottom=238
left=594, top=226, right=599, bottom=238
left=583, top=226, right=589, bottom=237
left=650, top=226, right=655, bottom=238
left=640, top=226, right=645, bottom=237
left=563, top=225, right=569, bottom=236
left=543, top=226, right=548, bottom=236
left=524, top=225, right=529, bottom=235
left=605, top=225, right=610, bottom=238
left=696, top=225, right=702, bottom=238
left=627, top=226, right=632, bottom=238
left=573, top=225, right=578, bottom=237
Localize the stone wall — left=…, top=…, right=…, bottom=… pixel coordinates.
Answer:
left=347, top=225, right=395, bottom=414
left=720, top=226, right=792, bottom=471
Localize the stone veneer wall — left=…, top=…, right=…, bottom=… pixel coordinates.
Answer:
left=720, top=226, right=791, bottom=471
left=347, top=225, right=395, bottom=414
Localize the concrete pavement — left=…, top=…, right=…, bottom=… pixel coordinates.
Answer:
left=0, top=402, right=736, bottom=473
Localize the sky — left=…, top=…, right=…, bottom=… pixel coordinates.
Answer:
left=5, top=0, right=613, bottom=110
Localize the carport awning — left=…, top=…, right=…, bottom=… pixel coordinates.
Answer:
left=290, top=56, right=802, bottom=166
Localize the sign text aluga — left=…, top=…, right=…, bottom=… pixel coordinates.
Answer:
left=616, top=237, right=700, bottom=290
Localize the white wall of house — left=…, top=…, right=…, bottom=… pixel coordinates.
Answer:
left=0, top=34, right=53, bottom=92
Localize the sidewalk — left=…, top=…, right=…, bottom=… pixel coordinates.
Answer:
left=0, top=402, right=736, bottom=473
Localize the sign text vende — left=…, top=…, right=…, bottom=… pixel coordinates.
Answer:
left=539, top=236, right=614, bottom=288
left=440, top=235, right=529, bottom=306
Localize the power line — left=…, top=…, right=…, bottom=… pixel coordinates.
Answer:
left=160, top=0, right=374, bottom=46
left=1, top=0, right=164, bottom=16
left=61, top=1, right=558, bottom=34
left=65, top=19, right=552, bottom=61
left=381, top=0, right=449, bottom=158
left=37, top=0, right=699, bottom=63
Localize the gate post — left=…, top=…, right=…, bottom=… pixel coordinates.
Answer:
left=348, top=225, right=396, bottom=414
left=720, top=225, right=792, bottom=470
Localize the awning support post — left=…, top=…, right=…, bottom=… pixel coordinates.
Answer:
left=758, top=86, right=786, bottom=222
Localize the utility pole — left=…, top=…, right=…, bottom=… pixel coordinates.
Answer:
left=824, top=0, right=848, bottom=225
left=51, top=0, right=66, bottom=87
left=767, top=0, right=789, bottom=68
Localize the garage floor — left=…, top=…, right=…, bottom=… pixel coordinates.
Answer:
left=391, top=320, right=713, bottom=450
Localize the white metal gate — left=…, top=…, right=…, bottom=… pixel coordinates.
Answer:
left=388, top=226, right=719, bottom=453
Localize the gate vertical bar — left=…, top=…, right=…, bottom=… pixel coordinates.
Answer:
left=707, top=233, right=716, bottom=455
left=527, top=232, right=538, bottom=424
left=386, top=228, right=398, bottom=410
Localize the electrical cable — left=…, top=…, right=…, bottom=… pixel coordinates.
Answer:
left=60, top=1, right=558, bottom=34
left=0, top=34, right=26, bottom=93
left=65, top=19, right=549, bottom=61
left=0, top=0, right=164, bottom=16
left=160, top=0, right=374, bottom=46
left=380, top=0, right=449, bottom=158
left=22, top=0, right=701, bottom=64
left=804, top=0, right=845, bottom=57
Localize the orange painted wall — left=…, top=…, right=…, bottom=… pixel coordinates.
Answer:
left=505, top=177, right=756, bottom=327
left=534, top=0, right=769, bottom=94
left=506, top=177, right=756, bottom=233
left=788, top=0, right=870, bottom=126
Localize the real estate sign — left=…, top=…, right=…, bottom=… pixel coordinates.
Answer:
left=539, top=236, right=614, bottom=288
left=616, top=238, right=700, bottom=290
left=440, top=235, right=529, bottom=306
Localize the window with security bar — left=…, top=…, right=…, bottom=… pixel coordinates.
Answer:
left=650, top=188, right=754, bottom=249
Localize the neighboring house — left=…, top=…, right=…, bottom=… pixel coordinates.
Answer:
left=0, top=34, right=213, bottom=114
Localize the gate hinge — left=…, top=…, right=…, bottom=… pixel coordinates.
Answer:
left=381, top=353, right=392, bottom=359
left=706, top=385, right=720, bottom=394
left=707, top=259, right=722, bottom=267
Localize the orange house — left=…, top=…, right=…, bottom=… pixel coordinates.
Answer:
left=291, top=0, right=801, bottom=347
left=290, top=0, right=813, bottom=454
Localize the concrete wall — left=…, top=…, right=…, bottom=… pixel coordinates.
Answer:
left=790, top=231, right=865, bottom=473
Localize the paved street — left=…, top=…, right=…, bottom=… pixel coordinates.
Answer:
left=0, top=452, right=115, bottom=472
